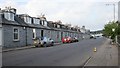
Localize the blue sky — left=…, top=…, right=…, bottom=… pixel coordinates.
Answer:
left=0, top=0, right=119, bottom=31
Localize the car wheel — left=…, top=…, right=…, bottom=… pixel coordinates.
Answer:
left=35, top=46, right=38, bottom=47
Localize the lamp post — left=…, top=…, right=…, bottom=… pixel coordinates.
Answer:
left=106, top=3, right=116, bottom=22
left=106, top=3, right=118, bottom=44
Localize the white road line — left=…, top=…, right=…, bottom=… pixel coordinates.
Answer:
left=82, top=56, right=92, bottom=68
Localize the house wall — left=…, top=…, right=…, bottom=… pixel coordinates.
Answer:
left=26, top=27, right=33, bottom=45
left=58, top=31, right=61, bottom=42
left=3, top=25, right=26, bottom=48
left=0, top=26, right=2, bottom=47
left=36, top=28, right=41, bottom=38
left=2, top=24, right=88, bottom=48
left=55, top=31, right=61, bottom=42
left=82, top=33, right=90, bottom=40
left=53, top=30, right=57, bottom=42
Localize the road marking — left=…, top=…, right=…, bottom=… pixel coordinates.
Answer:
left=82, top=56, right=92, bottom=68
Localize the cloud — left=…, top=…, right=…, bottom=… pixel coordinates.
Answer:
left=0, top=0, right=119, bottom=31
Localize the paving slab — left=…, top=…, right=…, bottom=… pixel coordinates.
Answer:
left=85, top=39, right=118, bottom=66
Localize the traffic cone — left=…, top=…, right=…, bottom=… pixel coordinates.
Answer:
left=94, top=47, right=97, bottom=52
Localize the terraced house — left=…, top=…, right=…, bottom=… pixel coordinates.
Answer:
left=0, top=7, right=90, bottom=48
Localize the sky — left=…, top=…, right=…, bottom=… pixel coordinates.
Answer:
left=0, top=0, right=119, bottom=31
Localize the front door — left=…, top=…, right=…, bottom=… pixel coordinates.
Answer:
left=41, top=30, right=44, bottom=38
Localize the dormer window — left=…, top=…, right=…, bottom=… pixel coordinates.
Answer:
left=4, top=12, right=14, bottom=21
left=24, top=16, right=31, bottom=24
left=41, top=20, right=47, bottom=26
left=44, top=21, right=47, bottom=26
left=40, top=20, right=44, bottom=25
left=57, top=25, right=60, bottom=28
left=33, top=18, right=40, bottom=24
left=54, top=24, right=56, bottom=27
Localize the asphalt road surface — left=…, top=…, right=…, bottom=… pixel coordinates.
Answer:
left=3, top=37, right=106, bottom=66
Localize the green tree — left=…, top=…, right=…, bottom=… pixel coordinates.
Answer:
left=103, top=21, right=118, bottom=40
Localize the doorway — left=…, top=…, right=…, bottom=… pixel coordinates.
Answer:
left=41, top=30, right=44, bottom=38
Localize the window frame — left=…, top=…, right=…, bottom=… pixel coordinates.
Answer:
left=33, top=18, right=40, bottom=24
left=13, top=27, right=19, bottom=41
left=24, top=16, right=32, bottom=24
left=4, top=12, right=14, bottom=21
left=32, top=29, right=36, bottom=39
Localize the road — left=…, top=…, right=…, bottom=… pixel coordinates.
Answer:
left=3, top=37, right=106, bottom=66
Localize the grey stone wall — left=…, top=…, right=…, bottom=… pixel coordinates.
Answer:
left=2, top=24, right=89, bottom=48
left=26, top=27, right=33, bottom=46
left=0, top=27, right=2, bottom=47
left=3, top=25, right=26, bottom=48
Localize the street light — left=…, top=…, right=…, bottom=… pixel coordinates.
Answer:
left=112, top=28, right=115, bottom=32
left=106, top=3, right=116, bottom=22
left=106, top=3, right=118, bottom=44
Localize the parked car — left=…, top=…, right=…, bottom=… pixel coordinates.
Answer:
left=90, top=36, right=96, bottom=39
left=33, top=37, right=54, bottom=47
left=66, top=37, right=72, bottom=43
left=90, top=36, right=94, bottom=39
left=62, top=37, right=67, bottom=43
left=73, top=37, right=78, bottom=42
left=62, top=37, right=72, bottom=43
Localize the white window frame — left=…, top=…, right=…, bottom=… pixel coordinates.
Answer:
left=33, top=18, right=40, bottom=24
left=13, top=27, right=19, bottom=41
left=24, top=16, right=31, bottom=24
left=57, top=25, right=60, bottom=28
left=4, top=12, right=14, bottom=21
left=44, top=21, right=47, bottom=26
left=54, top=24, right=56, bottom=27
left=10, top=13, right=14, bottom=21
left=32, top=29, right=36, bottom=39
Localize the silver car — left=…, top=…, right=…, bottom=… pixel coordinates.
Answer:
left=33, top=37, right=54, bottom=47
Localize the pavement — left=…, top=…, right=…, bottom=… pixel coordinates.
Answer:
left=85, top=39, right=118, bottom=66
left=2, top=42, right=61, bottom=52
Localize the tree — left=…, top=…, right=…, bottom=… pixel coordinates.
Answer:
left=103, top=21, right=118, bottom=40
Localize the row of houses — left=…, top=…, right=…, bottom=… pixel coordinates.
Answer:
left=0, top=7, right=90, bottom=48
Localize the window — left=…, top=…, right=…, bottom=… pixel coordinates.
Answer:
left=40, top=20, right=42, bottom=25
left=44, top=21, right=47, bottom=26
left=24, top=17, right=31, bottom=24
left=4, top=12, right=14, bottom=21
left=10, top=13, right=14, bottom=21
left=54, top=24, right=56, bottom=27
left=33, top=18, right=40, bottom=24
left=43, top=21, right=44, bottom=25
left=13, top=28, right=19, bottom=41
left=57, top=25, right=60, bottom=28
left=33, top=29, right=36, bottom=39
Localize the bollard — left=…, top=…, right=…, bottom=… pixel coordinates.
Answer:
left=94, top=47, right=97, bottom=52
